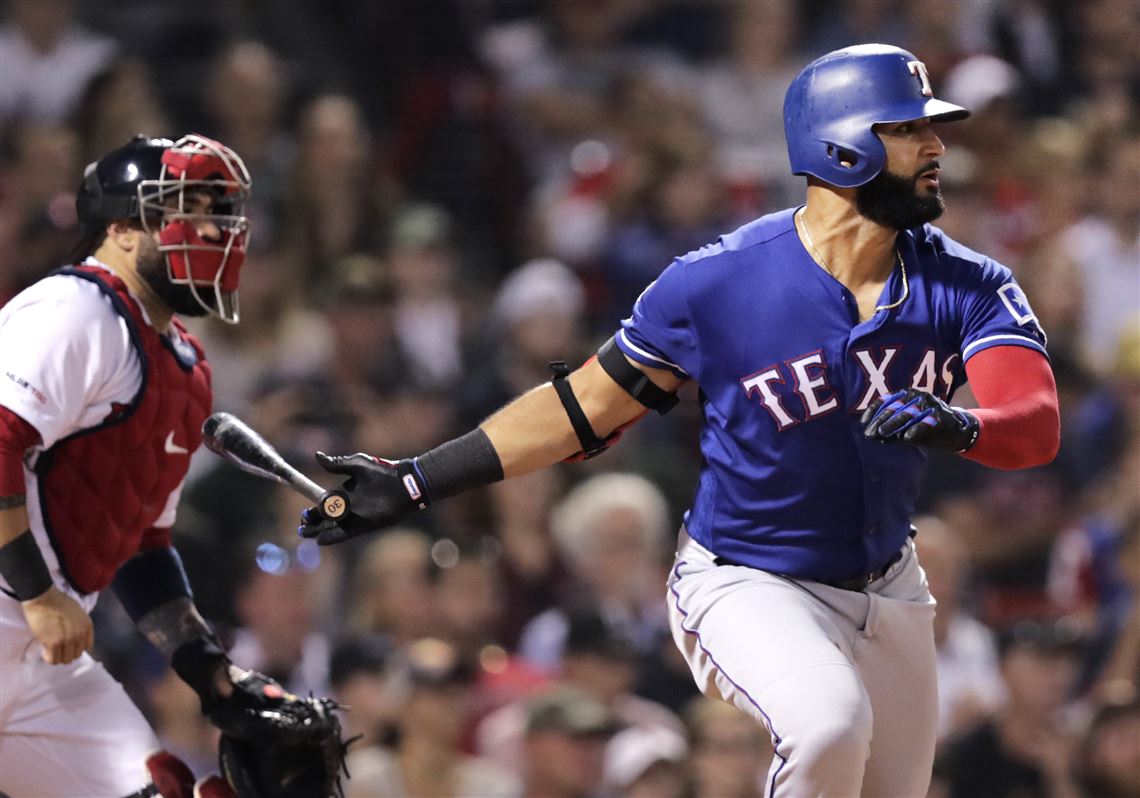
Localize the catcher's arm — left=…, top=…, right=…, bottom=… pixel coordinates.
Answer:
left=116, top=548, right=350, bottom=795
left=113, top=546, right=233, bottom=702
left=0, top=406, right=93, bottom=665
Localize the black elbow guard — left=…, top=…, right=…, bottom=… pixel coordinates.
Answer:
left=597, top=337, right=679, bottom=414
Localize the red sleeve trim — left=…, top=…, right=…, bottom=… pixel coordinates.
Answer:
left=0, top=406, right=42, bottom=495
left=961, top=346, right=1060, bottom=470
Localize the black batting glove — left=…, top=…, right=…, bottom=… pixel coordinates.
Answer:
left=298, top=452, right=430, bottom=545
left=861, top=388, right=980, bottom=453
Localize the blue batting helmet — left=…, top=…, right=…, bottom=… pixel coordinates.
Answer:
left=784, top=44, right=969, bottom=188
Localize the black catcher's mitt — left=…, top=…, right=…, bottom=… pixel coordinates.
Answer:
left=212, top=669, right=351, bottom=798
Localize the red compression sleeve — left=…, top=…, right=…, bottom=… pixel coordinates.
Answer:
left=961, top=346, right=1060, bottom=470
left=0, top=406, right=41, bottom=494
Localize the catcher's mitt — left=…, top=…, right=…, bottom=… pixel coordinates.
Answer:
left=209, top=668, right=351, bottom=798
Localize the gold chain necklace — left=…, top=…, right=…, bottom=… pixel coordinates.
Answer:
left=796, top=209, right=909, bottom=314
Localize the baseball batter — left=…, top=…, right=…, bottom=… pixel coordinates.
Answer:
left=301, top=45, right=1060, bottom=797
left=0, top=135, right=346, bottom=797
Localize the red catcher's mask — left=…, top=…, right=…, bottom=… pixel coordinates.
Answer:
left=138, top=134, right=252, bottom=323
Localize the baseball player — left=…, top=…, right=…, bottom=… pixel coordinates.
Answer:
left=0, top=135, right=346, bottom=797
left=301, top=44, right=1060, bottom=796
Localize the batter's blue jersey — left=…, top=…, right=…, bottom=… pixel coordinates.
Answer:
left=614, top=207, right=1048, bottom=582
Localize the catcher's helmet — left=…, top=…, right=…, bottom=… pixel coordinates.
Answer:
left=75, top=133, right=252, bottom=323
left=783, top=44, right=969, bottom=188
left=76, top=134, right=172, bottom=226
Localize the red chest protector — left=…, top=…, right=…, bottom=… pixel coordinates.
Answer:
left=34, top=266, right=212, bottom=594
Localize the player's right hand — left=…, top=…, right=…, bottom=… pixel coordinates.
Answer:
left=298, top=452, right=430, bottom=545
left=21, top=586, right=94, bottom=664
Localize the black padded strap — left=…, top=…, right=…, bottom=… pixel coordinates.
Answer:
left=548, top=361, right=609, bottom=459
left=597, top=338, right=679, bottom=415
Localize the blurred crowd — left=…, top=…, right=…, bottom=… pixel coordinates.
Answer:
left=1, top=0, right=1138, bottom=795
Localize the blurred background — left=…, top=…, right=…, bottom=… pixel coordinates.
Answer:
left=1, top=0, right=1137, bottom=795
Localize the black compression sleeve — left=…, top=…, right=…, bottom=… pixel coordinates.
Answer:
left=0, top=529, right=52, bottom=600
left=112, top=547, right=192, bottom=623
left=414, top=428, right=504, bottom=500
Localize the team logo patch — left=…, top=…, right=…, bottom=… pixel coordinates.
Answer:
left=997, top=283, right=1038, bottom=326
left=402, top=474, right=422, bottom=500
left=907, top=60, right=933, bottom=97
left=168, top=335, right=199, bottom=368
left=164, top=430, right=189, bottom=455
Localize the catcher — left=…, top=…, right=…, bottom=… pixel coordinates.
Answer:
left=0, top=134, right=347, bottom=796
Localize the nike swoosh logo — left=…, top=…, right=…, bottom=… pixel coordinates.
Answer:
left=164, top=431, right=189, bottom=455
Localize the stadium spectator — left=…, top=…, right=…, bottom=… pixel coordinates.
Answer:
left=684, top=696, right=770, bottom=798
left=0, top=0, right=116, bottom=134
left=478, top=606, right=680, bottom=777
left=347, top=638, right=520, bottom=798
left=938, top=618, right=1085, bottom=798
left=519, top=684, right=620, bottom=798
left=697, top=0, right=803, bottom=211
left=518, top=472, right=672, bottom=668
left=430, top=537, right=508, bottom=663
left=327, top=634, right=397, bottom=750
left=202, top=40, right=293, bottom=248
left=68, top=58, right=168, bottom=169
left=604, top=724, right=687, bottom=798
left=348, top=528, right=438, bottom=644
left=1075, top=697, right=1140, bottom=798
left=386, top=203, right=469, bottom=390
left=282, top=93, right=384, bottom=292
left=228, top=534, right=332, bottom=697
left=915, top=514, right=1006, bottom=741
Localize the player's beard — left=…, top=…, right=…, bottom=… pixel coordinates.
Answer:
left=135, top=232, right=213, bottom=317
left=855, top=163, right=945, bottom=230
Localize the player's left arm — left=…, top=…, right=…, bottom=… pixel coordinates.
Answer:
left=861, top=347, right=1059, bottom=467
left=863, top=256, right=1059, bottom=467
left=958, top=344, right=1059, bottom=468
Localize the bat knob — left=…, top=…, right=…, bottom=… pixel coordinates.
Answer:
left=319, top=490, right=349, bottom=520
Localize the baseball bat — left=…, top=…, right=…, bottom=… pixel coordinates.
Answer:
left=200, top=412, right=348, bottom=520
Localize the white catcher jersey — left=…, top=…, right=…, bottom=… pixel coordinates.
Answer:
left=0, top=261, right=183, bottom=606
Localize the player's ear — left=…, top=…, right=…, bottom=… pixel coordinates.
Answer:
left=105, top=219, right=139, bottom=252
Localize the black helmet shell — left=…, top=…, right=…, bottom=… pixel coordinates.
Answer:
left=75, top=134, right=173, bottom=230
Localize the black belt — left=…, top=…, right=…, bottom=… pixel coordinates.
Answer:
left=714, top=546, right=906, bottom=592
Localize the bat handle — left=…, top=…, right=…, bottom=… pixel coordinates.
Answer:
left=294, top=472, right=349, bottom=521
left=318, top=489, right=349, bottom=520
